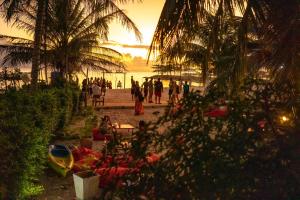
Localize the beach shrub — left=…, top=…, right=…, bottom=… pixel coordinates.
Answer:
left=80, top=112, right=98, bottom=138
left=0, top=85, right=80, bottom=199
left=113, top=78, right=300, bottom=200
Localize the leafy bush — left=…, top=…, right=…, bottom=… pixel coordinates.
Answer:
left=113, top=78, right=300, bottom=200
left=80, top=112, right=98, bottom=138
left=0, top=85, right=80, bottom=199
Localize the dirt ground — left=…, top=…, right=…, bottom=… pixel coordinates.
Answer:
left=36, top=105, right=166, bottom=200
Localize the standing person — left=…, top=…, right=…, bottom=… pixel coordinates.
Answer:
left=142, top=78, right=149, bottom=102
left=154, top=78, right=163, bottom=104
left=168, top=78, right=174, bottom=101
left=117, top=80, right=122, bottom=89
left=99, top=78, right=102, bottom=87
left=92, top=82, right=102, bottom=107
left=101, top=78, right=106, bottom=96
left=134, top=81, right=144, bottom=115
left=82, top=78, right=88, bottom=92
left=183, top=81, right=190, bottom=97
left=179, top=81, right=183, bottom=93
left=88, top=78, right=93, bottom=97
left=131, top=76, right=135, bottom=101
left=148, top=78, right=154, bottom=103
left=106, top=80, right=109, bottom=89
left=82, top=78, right=88, bottom=106
left=176, top=81, right=180, bottom=102
left=171, top=81, right=177, bottom=104
left=135, top=81, right=140, bottom=93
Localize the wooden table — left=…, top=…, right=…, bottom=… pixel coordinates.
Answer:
left=113, top=123, right=135, bottom=133
left=113, top=123, right=135, bottom=142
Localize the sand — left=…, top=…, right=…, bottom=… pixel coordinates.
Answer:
left=96, top=88, right=170, bottom=108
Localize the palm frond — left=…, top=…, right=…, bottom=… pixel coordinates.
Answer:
left=1, top=0, right=138, bottom=74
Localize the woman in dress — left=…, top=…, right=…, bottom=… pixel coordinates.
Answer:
left=134, top=81, right=144, bottom=115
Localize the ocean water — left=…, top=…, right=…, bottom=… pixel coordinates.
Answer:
left=9, top=67, right=156, bottom=89
left=6, top=67, right=200, bottom=89
left=71, top=71, right=201, bottom=89
left=85, top=71, right=157, bottom=89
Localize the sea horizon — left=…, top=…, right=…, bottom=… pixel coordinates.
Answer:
left=1, top=66, right=201, bottom=89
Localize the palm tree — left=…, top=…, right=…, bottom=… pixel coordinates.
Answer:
left=150, top=0, right=300, bottom=123
left=1, top=0, right=46, bottom=89
left=1, top=0, right=141, bottom=89
left=0, top=0, right=141, bottom=78
left=155, top=12, right=247, bottom=91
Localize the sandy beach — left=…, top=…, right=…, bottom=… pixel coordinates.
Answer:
left=95, top=86, right=202, bottom=108
left=99, top=88, right=169, bottom=108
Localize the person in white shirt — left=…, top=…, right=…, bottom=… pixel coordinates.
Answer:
left=92, top=83, right=101, bottom=106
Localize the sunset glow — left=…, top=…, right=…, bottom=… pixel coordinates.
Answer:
left=0, top=0, right=165, bottom=71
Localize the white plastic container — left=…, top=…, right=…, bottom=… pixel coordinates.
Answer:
left=73, top=171, right=100, bottom=200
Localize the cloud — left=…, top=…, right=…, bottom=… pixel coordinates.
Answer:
left=123, top=53, right=152, bottom=72
left=121, top=44, right=149, bottom=49
left=101, top=41, right=154, bottom=71
left=102, top=41, right=149, bottom=49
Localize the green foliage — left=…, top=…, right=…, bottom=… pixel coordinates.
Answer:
left=0, top=85, right=80, bottom=199
left=113, top=78, right=299, bottom=199
left=80, top=109, right=98, bottom=138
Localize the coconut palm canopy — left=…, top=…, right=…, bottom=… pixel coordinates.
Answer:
left=150, top=0, right=300, bottom=89
left=154, top=11, right=253, bottom=87
left=0, top=0, right=142, bottom=74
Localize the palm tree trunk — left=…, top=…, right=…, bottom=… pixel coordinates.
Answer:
left=294, top=60, right=300, bottom=132
left=4, top=67, right=8, bottom=91
left=44, top=65, right=48, bottom=83
left=31, top=0, right=45, bottom=89
left=85, top=67, right=89, bottom=107
left=44, top=0, right=49, bottom=84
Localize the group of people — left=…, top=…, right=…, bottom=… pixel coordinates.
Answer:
left=168, top=79, right=190, bottom=104
left=81, top=77, right=113, bottom=106
left=81, top=75, right=191, bottom=111
left=131, top=76, right=164, bottom=115
left=82, top=77, right=113, bottom=94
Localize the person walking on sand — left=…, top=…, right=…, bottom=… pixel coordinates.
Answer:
left=134, top=81, right=144, bottom=115
left=154, top=78, right=163, bottom=104
left=142, top=78, right=149, bottom=102
left=148, top=78, right=154, bottom=103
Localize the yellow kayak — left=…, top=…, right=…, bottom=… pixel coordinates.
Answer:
left=48, top=144, right=74, bottom=177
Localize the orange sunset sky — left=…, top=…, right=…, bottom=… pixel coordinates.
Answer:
left=0, top=0, right=165, bottom=71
